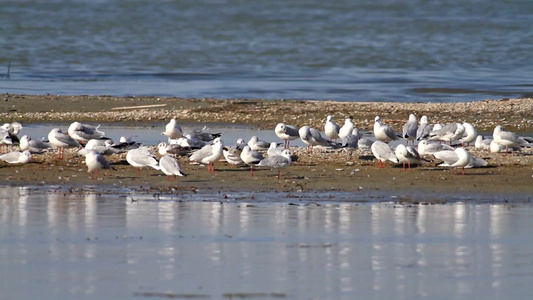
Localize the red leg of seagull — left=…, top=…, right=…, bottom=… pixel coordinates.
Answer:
left=408, top=162, right=411, bottom=171
left=462, top=167, right=465, bottom=176
left=167, top=175, right=171, bottom=182
left=504, top=146, right=509, bottom=157
left=277, top=170, right=281, bottom=179
left=250, top=167, right=254, bottom=177
left=137, top=168, right=141, bottom=176
left=402, top=162, right=406, bottom=171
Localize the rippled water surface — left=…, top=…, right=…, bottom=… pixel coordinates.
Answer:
left=1, top=186, right=533, bottom=299
left=1, top=0, right=532, bottom=102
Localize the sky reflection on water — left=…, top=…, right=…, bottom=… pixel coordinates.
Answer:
left=1, top=186, right=533, bottom=299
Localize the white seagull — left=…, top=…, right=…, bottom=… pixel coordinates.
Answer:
left=257, top=149, right=293, bottom=179
left=493, top=125, right=528, bottom=156
left=161, top=118, right=183, bottom=140
left=68, top=122, right=105, bottom=143
left=416, top=115, right=432, bottom=141
left=159, top=155, right=187, bottom=182
left=417, top=140, right=454, bottom=156
left=324, top=115, right=341, bottom=141
left=299, top=126, right=339, bottom=153
left=0, top=150, right=31, bottom=164
left=48, top=128, right=82, bottom=159
left=82, top=149, right=114, bottom=180
left=395, top=144, right=422, bottom=170
left=189, top=137, right=224, bottom=172
left=402, top=114, right=418, bottom=144
left=19, top=135, right=52, bottom=153
left=126, top=147, right=160, bottom=176
left=371, top=141, right=399, bottom=168
left=338, top=117, right=355, bottom=139
left=474, top=135, right=492, bottom=150
left=240, top=145, right=264, bottom=176
left=274, top=123, right=299, bottom=148
left=247, top=136, right=270, bottom=151
left=373, top=116, right=399, bottom=143
left=459, top=122, right=477, bottom=146
left=429, top=123, right=465, bottom=145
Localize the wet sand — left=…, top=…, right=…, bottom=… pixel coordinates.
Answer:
left=0, top=94, right=532, bottom=199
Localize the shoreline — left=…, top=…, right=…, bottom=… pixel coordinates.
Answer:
left=0, top=94, right=531, bottom=199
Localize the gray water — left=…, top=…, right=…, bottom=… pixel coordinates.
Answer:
left=1, top=186, right=533, bottom=299
left=1, top=0, right=532, bottom=102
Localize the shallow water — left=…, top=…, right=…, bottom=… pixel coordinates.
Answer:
left=1, top=186, right=533, bottom=299
left=1, top=0, right=532, bottom=102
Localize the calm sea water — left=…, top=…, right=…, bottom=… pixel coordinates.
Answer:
left=0, top=0, right=532, bottom=102
left=1, top=186, right=533, bottom=299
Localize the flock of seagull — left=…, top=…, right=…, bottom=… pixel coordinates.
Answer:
left=0, top=114, right=531, bottom=181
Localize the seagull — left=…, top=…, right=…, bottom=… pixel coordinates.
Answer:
left=433, top=148, right=487, bottom=172
left=371, top=141, right=399, bottom=168
left=402, top=114, right=418, bottom=144
left=247, top=136, right=270, bottom=151
left=0, top=150, right=31, bottom=164
left=19, top=135, right=52, bottom=153
left=450, top=148, right=473, bottom=175
left=1, top=122, right=22, bottom=145
left=417, top=140, right=454, bottom=156
left=48, top=128, right=82, bottom=159
left=240, top=145, right=264, bottom=176
left=324, top=115, right=340, bottom=141
left=257, top=149, right=293, bottom=179
left=429, top=123, right=465, bottom=145
left=395, top=144, right=422, bottom=170
left=161, top=118, right=183, bottom=140
left=274, top=123, right=299, bottom=148
left=338, top=117, right=355, bottom=139
left=474, top=135, right=492, bottom=150
left=189, top=137, right=224, bottom=172
left=373, top=116, right=399, bottom=143
left=459, top=122, right=477, bottom=146
left=223, top=147, right=244, bottom=167
left=299, top=126, right=339, bottom=153
left=187, top=126, right=222, bottom=142
left=341, top=130, right=359, bottom=158
left=126, top=147, right=160, bottom=176
left=157, top=142, right=192, bottom=157
left=416, top=115, right=432, bottom=141
left=176, top=135, right=209, bottom=149
left=267, top=142, right=284, bottom=157
left=490, top=140, right=521, bottom=153
left=159, top=155, right=187, bottom=182
left=84, top=139, right=122, bottom=155
left=493, top=125, right=528, bottom=156
left=0, top=129, right=13, bottom=152
left=68, top=122, right=106, bottom=144
left=81, top=149, right=115, bottom=180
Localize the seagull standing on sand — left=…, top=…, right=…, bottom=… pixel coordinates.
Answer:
left=395, top=144, right=422, bottom=170
left=189, top=137, right=224, bottom=172
left=338, top=117, right=355, bottom=139
left=429, top=123, right=465, bottom=145
left=48, top=128, right=82, bottom=159
left=0, top=150, right=31, bottom=164
left=126, top=147, right=160, bottom=176
left=82, top=150, right=114, bottom=180
left=267, top=142, right=284, bottom=157
left=371, top=141, right=399, bottom=168
left=373, top=116, right=399, bottom=143
left=68, top=122, right=105, bottom=144
left=493, top=125, right=527, bottom=156
left=274, top=123, right=299, bottom=148
left=299, top=126, right=338, bottom=153
left=460, top=122, right=477, bottom=146
left=402, top=114, right=418, bottom=144
left=257, top=149, right=293, bottom=179
left=324, top=115, right=341, bottom=141
left=450, top=148, right=472, bottom=175
left=416, top=115, right=432, bottom=141
left=240, top=145, right=264, bottom=176
left=161, top=118, right=183, bottom=140
left=159, top=155, right=187, bottom=182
